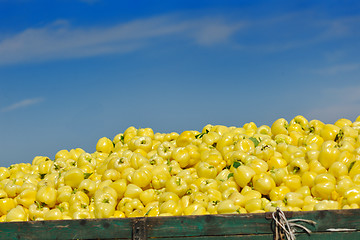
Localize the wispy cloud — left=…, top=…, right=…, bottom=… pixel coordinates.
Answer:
left=1, top=98, right=44, bottom=112
left=319, top=16, right=360, bottom=39
left=0, top=15, right=244, bottom=65
left=314, top=63, right=360, bottom=75
left=307, top=104, right=360, bottom=123
left=237, top=13, right=360, bottom=53
left=306, top=86, right=360, bottom=123
left=0, top=10, right=358, bottom=65
left=192, top=21, right=241, bottom=46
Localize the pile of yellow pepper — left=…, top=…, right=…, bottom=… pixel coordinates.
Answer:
left=1, top=115, right=360, bottom=222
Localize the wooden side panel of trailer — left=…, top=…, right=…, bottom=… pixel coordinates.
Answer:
left=0, top=209, right=359, bottom=239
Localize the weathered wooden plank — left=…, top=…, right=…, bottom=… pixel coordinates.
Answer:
left=145, top=209, right=360, bottom=238
left=144, top=231, right=360, bottom=240
left=146, top=213, right=272, bottom=237
left=0, top=209, right=359, bottom=239
left=0, top=218, right=133, bottom=240
left=304, top=209, right=360, bottom=231
left=294, top=231, right=360, bottom=240
left=149, top=233, right=273, bottom=240
left=273, top=209, right=360, bottom=232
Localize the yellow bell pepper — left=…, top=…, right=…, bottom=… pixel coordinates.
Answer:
left=349, top=160, right=360, bottom=179
left=0, top=198, right=16, bottom=216
left=159, top=199, right=182, bottom=216
left=177, top=131, right=197, bottom=147
left=137, top=128, right=154, bottom=139
left=301, top=171, right=317, bottom=188
left=44, top=208, right=63, bottom=220
left=157, top=141, right=175, bottom=159
left=269, top=186, right=291, bottom=201
left=171, top=147, right=191, bottom=168
left=283, top=192, right=304, bottom=208
left=139, top=189, right=158, bottom=206
left=72, top=208, right=92, bottom=219
left=271, top=118, right=289, bottom=136
left=233, top=164, right=255, bottom=188
left=93, top=189, right=116, bottom=218
left=184, top=203, right=207, bottom=215
left=165, top=176, right=188, bottom=197
left=5, top=205, right=28, bottom=222
left=0, top=167, right=10, bottom=181
left=245, top=198, right=263, bottom=213
left=117, top=197, right=144, bottom=217
left=129, top=136, right=153, bottom=153
left=28, top=201, right=50, bottom=220
left=15, top=189, right=37, bottom=208
left=55, top=150, right=71, bottom=160
left=101, top=169, right=121, bottom=182
left=269, top=167, right=288, bottom=186
left=109, top=179, right=127, bottom=199
left=36, top=185, right=57, bottom=208
left=63, top=168, right=85, bottom=189
left=318, top=141, right=340, bottom=169
left=217, top=199, right=238, bottom=214
left=320, top=124, right=341, bottom=142
left=108, top=156, right=131, bottom=173
left=143, top=201, right=159, bottom=217
left=78, top=178, right=97, bottom=197
left=130, top=152, right=149, bottom=170
left=311, top=181, right=336, bottom=200
left=196, top=161, right=217, bottom=179
left=96, top=137, right=114, bottom=154
left=287, top=157, right=309, bottom=175
left=252, top=173, right=276, bottom=195
left=124, top=184, right=143, bottom=199
left=282, top=174, right=302, bottom=192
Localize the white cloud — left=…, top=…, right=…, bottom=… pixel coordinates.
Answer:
left=0, top=15, right=244, bottom=65
left=1, top=98, right=44, bottom=112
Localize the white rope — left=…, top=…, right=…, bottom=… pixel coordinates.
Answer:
left=272, top=208, right=296, bottom=240
left=272, top=208, right=316, bottom=240
left=326, top=228, right=357, bottom=232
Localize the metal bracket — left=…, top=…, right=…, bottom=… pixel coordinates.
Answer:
left=132, top=218, right=147, bottom=240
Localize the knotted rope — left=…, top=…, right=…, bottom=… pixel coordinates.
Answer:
left=272, top=208, right=316, bottom=240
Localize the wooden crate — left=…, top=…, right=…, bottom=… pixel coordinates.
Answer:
left=0, top=209, right=359, bottom=239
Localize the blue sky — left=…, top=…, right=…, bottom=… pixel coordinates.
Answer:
left=0, top=0, right=359, bottom=167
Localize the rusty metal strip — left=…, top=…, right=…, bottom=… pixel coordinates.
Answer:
left=132, top=218, right=147, bottom=240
